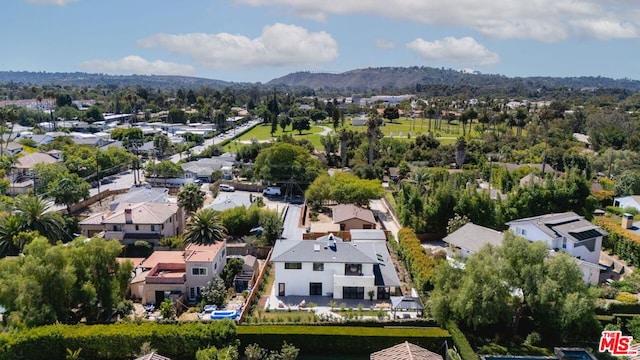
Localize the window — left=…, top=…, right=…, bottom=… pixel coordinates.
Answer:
left=309, top=282, right=323, bottom=296
left=345, top=263, right=362, bottom=276
left=284, top=262, right=302, bottom=270
left=562, top=237, right=567, bottom=249
left=189, top=287, right=196, bottom=299
left=150, top=225, right=156, bottom=232
left=517, top=227, right=527, bottom=236
left=377, top=287, right=390, bottom=300
left=113, top=225, right=122, bottom=231
left=343, top=286, right=364, bottom=299
left=278, top=283, right=285, bottom=296
left=135, top=225, right=139, bottom=231
left=192, top=268, right=207, bottom=276
left=313, top=263, right=324, bottom=271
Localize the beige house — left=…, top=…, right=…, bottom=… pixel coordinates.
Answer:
left=332, top=204, right=376, bottom=231
left=129, top=242, right=227, bottom=305
left=79, top=202, right=185, bottom=245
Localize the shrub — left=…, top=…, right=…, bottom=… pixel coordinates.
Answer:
left=601, top=286, right=620, bottom=299
left=524, top=332, right=542, bottom=346
left=616, top=292, right=638, bottom=304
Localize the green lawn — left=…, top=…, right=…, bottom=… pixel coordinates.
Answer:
left=223, top=124, right=328, bottom=151
left=226, top=117, right=519, bottom=151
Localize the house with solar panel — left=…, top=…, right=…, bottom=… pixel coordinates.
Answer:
left=506, top=212, right=607, bottom=284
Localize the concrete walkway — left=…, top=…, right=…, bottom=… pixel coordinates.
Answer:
left=369, top=199, right=401, bottom=241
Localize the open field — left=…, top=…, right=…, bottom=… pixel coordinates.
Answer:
left=226, top=116, right=521, bottom=151
left=222, top=124, right=327, bottom=151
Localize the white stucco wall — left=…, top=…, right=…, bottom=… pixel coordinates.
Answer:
left=273, top=261, right=376, bottom=298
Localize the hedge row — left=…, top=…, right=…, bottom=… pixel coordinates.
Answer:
left=237, top=325, right=450, bottom=356
left=396, top=228, right=439, bottom=292
left=0, top=320, right=237, bottom=360
left=596, top=218, right=640, bottom=266
left=445, top=321, right=479, bottom=360
left=596, top=302, right=640, bottom=315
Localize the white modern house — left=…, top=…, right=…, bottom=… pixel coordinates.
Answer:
left=506, top=212, right=607, bottom=284
left=443, top=223, right=503, bottom=258
left=270, top=231, right=401, bottom=300
left=613, top=196, right=640, bottom=213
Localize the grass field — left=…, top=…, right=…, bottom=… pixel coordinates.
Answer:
left=223, top=123, right=328, bottom=152
left=227, top=117, right=501, bottom=151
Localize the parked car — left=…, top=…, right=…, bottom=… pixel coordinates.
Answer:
left=219, top=184, right=235, bottom=192
left=262, top=186, right=281, bottom=196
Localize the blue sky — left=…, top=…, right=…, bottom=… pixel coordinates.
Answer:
left=2, top=0, right=640, bottom=83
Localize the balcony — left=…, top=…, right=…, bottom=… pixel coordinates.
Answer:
left=334, top=274, right=375, bottom=288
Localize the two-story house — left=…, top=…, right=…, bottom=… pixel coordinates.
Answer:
left=184, top=242, right=227, bottom=302
left=506, top=212, right=607, bottom=284
left=79, top=202, right=184, bottom=245
left=128, top=241, right=227, bottom=305
left=271, top=231, right=401, bottom=300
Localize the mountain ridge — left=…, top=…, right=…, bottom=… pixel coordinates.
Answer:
left=1, top=67, right=639, bottom=94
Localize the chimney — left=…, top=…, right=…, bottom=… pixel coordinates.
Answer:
left=328, top=233, right=336, bottom=251
left=622, top=213, right=634, bottom=229
left=124, top=208, right=133, bottom=224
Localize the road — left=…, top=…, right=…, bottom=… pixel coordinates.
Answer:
left=169, top=119, right=261, bottom=163
left=88, top=119, right=262, bottom=196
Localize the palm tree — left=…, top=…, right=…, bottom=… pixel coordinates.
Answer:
left=366, top=112, right=382, bottom=166
left=177, top=182, right=205, bottom=216
left=0, top=214, right=25, bottom=257
left=183, top=209, right=227, bottom=245
left=13, top=195, right=67, bottom=243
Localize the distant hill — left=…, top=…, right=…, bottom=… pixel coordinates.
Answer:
left=2, top=68, right=639, bottom=98
left=267, top=67, right=640, bottom=94
left=0, top=71, right=241, bottom=90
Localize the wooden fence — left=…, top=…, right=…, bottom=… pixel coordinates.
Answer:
left=237, top=247, right=273, bottom=324
left=68, top=188, right=129, bottom=214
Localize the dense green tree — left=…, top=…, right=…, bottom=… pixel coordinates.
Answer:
left=184, top=209, right=227, bottom=245
left=383, top=106, right=400, bottom=123
left=259, top=208, right=283, bottom=245
left=178, top=182, right=205, bottom=215
left=47, top=173, right=90, bottom=214
left=84, top=106, right=104, bottom=123
left=614, top=170, right=640, bottom=196
left=431, top=232, right=600, bottom=342
left=153, top=133, right=171, bottom=157
left=279, top=114, right=291, bottom=132
left=253, top=142, right=320, bottom=185
left=0, top=237, right=132, bottom=327
left=168, top=107, right=187, bottom=124
left=305, top=172, right=383, bottom=208
left=222, top=258, right=244, bottom=288
left=201, top=276, right=227, bottom=307
left=145, top=160, right=183, bottom=178
left=291, top=116, right=311, bottom=135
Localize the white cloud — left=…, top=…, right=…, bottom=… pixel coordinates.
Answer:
left=233, top=0, right=640, bottom=41
left=138, top=23, right=338, bottom=69
left=25, top=0, right=77, bottom=5
left=406, top=37, right=500, bottom=67
left=375, top=39, right=395, bottom=49
left=79, top=56, right=196, bottom=76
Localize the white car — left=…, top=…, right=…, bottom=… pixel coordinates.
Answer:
left=219, top=184, right=235, bottom=192
left=262, top=186, right=281, bottom=196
